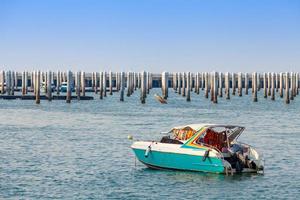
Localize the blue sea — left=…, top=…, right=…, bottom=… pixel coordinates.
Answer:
left=0, top=89, right=299, bottom=199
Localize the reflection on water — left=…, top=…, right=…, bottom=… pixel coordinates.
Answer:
left=0, top=89, right=299, bottom=199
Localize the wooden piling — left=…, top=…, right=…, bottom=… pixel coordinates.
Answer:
left=263, top=73, right=267, bottom=98
left=218, top=72, right=223, bottom=97
left=35, top=71, right=41, bottom=104
left=81, top=71, right=86, bottom=97
left=285, top=72, right=290, bottom=104
left=205, top=72, right=209, bottom=98
left=275, top=73, right=279, bottom=92
left=146, top=72, right=150, bottom=94
left=238, top=72, right=242, bottom=97
left=66, top=70, right=72, bottom=103
left=172, top=73, right=177, bottom=92
left=271, top=72, right=275, bottom=100
left=232, top=73, right=236, bottom=95
left=182, top=72, right=186, bottom=97
left=296, top=72, right=299, bottom=95
left=186, top=72, right=191, bottom=101
left=252, top=72, right=258, bottom=102
left=213, top=72, right=218, bottom=103
left=94, top=72, right=98, bottom=94
left=109, top=71, right=113, bottom=95
left=162, top=72, right=168, bottom=99
left=47, top=70, right=52, bottom=101
left=14, top=71, right=18, bottom=89
left=76, top=71, right=81, bottom=100
left=120, top=72, right=125, bottom=101
left=290, top=72, right=294, bottom=100
left=56, top=70, right=60, bottom=95
left=201, top=73, right=204, bottom=91
left=11, top=71, right=15, bottom=95
left=6, top=71, right=11, bottom=95
left=267, top=72, right=271, bottom=96
left=127, top=72, right=131, bottom=97
left=140, top=71, right=146, bottom=104
left=245, top=73, right=249, bottom=95
left=22, top=71, right=26, bottom=95
left=92, top=72, right=95, bottom=91
left=225, top=72, right=230, bottom=99
left=133, top=72, right=137, bottom=91
left=178, top=73, right=181, bottom=95
left=99, top=72, right=103, bottom=99
left=279, top=73, right=283, bottom=98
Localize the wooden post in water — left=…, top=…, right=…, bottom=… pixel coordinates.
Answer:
left=186, top=72, right=191, bottom=101
left=238, top=72, right=242, bottom=97
left=133, top=72, right=137, bottom=91
left=56, top=70, right=60, bottom=95
left=257, top=73, right=261, bottom=91
left=137, top=72, right=141, bottom=89
left=35, top=71, right=40, bottom=104
left=14, top=71, right=18, bottom=90
left=263, top=73, right=267, bottom=98
left=205, top=72, right=209, bottom=98
left=6, top=71, right=11, bottom=95
left=201, top=73, right=204, bottom=91
left=275, top=73, right=279, bottom=92
left=296, top=72, right=299, bottom=95
left=22, top=71, right=26, bottom=95
left=99, top=72, right=103, bottom=99
left=92, top=72, right=95, bottom=91
left=218, top=72, right=223, bottom=97
left=189, top=73, right=193, bottom=91
left=285, top=72, right=290, bottom=104
left=252, top=72, right=258, bottom=102
left=146, top=72, right=150, bottom=94
left=47, top=70, right=52, bottom=101
left=30, top=71, right=34, bottom=90
left=0, top=71, right=4, bottom=94
left=140, top=71, right=146, bottom=104
left=182, top=72, right=186, bottom=97
left=244, top=73, right=249, bottom=95
left=178, top=73, right=181, bottom=95
left=279, top=72, right=283, bottom=98
left=271, top=72, right=275, bottom=100
left=173, top=73, right=177, bottom=91
left=213, top=72, right=218, bottom=103
left=232, top=73, right=236, bottom=95
left=195, top=72, right=200, bottom=94
left=76, top=71, right=81, bottom=100
left=267, top=72, right=271, bottom=96
left=225, top=72, right=230, bottom=99
left=94, top=72, right=98, bottom=94
left=120, top=72, right=125, bottom=101
left=11, top=71, right=15, bottom=95
left=66, top=70, right=72, bottom=103
left=126, top=72, right=131, bottom=97
left=161, top=72, right=168, bottom=99
left=109, top=71, right=113, bottom=95
left=290, top=72, right=294, bottom=100
left=25, top=71, right=28, bottom=94
left=81, top=71, right=85, bottom=97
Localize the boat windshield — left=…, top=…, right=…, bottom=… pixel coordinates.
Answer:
left=195, top=126, right=244, bottom=150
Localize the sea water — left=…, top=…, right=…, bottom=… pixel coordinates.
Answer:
left=0, top=89, right=299, bottom=199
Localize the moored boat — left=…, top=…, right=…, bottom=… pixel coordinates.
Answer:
left=131, top=124, right=264, bottom=174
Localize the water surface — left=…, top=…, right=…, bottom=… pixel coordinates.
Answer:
left=0, top=89, right=299, bottom=199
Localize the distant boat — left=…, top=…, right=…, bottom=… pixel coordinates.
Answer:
left=41, top=82, right=55, bottom=93
left=131, top=124, right=264, bottom=174
left=60, top=82, right=74, bottom=92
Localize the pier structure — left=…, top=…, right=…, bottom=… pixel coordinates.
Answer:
left=0, top=70, right=299, bottom=104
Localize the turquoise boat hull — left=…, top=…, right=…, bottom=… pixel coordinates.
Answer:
left=132, top=148, right=225, bottom=173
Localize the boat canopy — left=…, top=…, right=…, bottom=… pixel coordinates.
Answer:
left=171, top=124, right=245, bottom=142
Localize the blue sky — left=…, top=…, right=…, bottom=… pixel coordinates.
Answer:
left=0, top=0, right=299, bottom=72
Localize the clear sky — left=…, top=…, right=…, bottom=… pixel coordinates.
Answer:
left=0, top=0, right=299, bottom=72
